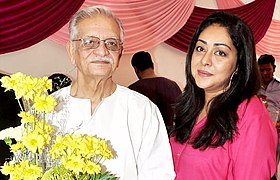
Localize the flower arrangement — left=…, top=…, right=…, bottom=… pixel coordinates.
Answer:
left=0, top=72, right=117, bottom=180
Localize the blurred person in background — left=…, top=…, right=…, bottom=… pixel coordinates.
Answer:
left=128, top=51, right=182, bottom=132
left=258, top=54, right=280, bottom=179
left=257, top=54, right=280, bottom=121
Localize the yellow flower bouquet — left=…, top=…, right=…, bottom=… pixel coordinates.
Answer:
left=0, top=72, right=117, bottom=180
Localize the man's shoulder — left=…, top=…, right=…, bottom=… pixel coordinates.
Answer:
left=271, top=78, right=280, bottom=88
left=118, top=85, right=150, bottom=99
left=157, top=77, right=182, bottom=91
left=129, top=77, right=179, bottom=86
left=117, top=85, right=156, bottom=106
left=127, top=80, right=141, bottom=90
left=274, top=78, right=280, bottom=83
left=159, top=77, right=180, bottom=85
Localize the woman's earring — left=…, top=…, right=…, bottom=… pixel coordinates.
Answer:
left=224, top=69, right=238, bottom=92
left=229, top=69, right=237, bottom=83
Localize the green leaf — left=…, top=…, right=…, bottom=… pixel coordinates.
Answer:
left=89, top=172, right=117, bottom=180
left=4, top=137, right=12, bottom=146
left=94, top=173, right=101, bottom=180
left=99, top=172, right=117, bottom=180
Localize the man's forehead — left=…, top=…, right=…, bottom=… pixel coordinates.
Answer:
left=77, top=16, right=120, bottom=37
left=259, top=64, right=273, bottom=68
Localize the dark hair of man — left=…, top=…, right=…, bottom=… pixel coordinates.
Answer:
left=258, top=54, right=276, bottom=69
left=131, top=51, right=154, bottom=71
left=171, top=11, right=261, bottom=150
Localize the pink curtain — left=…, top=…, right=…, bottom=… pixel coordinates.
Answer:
left=165, top=0, right=276, bottom=55
left=0, top=0, right=85, bottom=54
left=257, top=20, right=280, bottom=61
left=216, top=0, right=280, bottom=61
left=2, top=0, right=278, bottom=61
left=216, top=0, right=244, bottom=8
left=48, top=0, right=195, bottom=54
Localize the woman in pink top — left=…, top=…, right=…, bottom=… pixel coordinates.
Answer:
left=170, top=11, right=278, bottom=180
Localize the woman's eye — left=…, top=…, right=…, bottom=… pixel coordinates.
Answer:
left=215, top=50, right=226, bottom=56
left=196, top=46, right=204, bottom=52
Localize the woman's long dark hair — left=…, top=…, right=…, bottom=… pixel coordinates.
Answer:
left=171, top=11, right=260, bottom=150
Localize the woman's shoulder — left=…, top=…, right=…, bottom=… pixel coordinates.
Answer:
left=237, top=95, right=270, bottom=128
left=238, top=95, right=263, bottom=112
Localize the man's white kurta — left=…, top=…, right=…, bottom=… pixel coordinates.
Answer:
left=47, top=85, right=175, bottom=180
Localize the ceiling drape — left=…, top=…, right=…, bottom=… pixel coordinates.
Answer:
left=165, top=0, right=276, bottom=54
left=256, top=20, right=280, bottom=61
left=1, top=0, right=278, bottom=61
left=48, top=0, right=195, bottom=54
left=216, top=0, right=280, bottom=61
left=0, top=0, right=85, bottom=54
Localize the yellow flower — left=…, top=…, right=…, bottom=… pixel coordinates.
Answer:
left=33, top=76, right=52, bottom=94
left=0, top=72, right=117, bottom=180
left=22, top=132, right=45, bottom=154
left=35, top=120, right=54, bottom=135
left=63, top=154, right=86, bottom=175
left=0, top=72, right=26, bottom=93
left=18, top=111, right=37, bottom=124
left=1, top=160, right=42, bottom=180
left=17, top=160, right=42, bottom=180
left=10, top=142, right=24, bottom=153
left=20, top=75, right=36, bottom=100
left=99, top=139, right=113, bottom=160
left=1, top=161, right=14, bottom=175
left=84, top=160, right=101, bottom=175
left=33, top=94, right=57, bottom=113
left=0, top=72, right=52, bottom=100
left=49, top=134, right=66, bottom=159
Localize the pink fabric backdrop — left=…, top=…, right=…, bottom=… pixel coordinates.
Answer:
left=1, top=0, right=278, bottom=61
left=216, top=0, right=280, bottom=61
left=48, top=0, right=195, bottom=54
left=165, top=0, right=275, bottom=56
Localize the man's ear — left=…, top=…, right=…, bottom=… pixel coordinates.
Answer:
left=66, top=41, right=76, bottom=66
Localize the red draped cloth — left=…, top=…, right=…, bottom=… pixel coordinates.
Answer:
left=216, top=0, right=280, bottom=61
left=165, top=0, right=276, bottom=53
left=1, top=0, right=278, bottom=61
left=0, top=0, right=85, bottom=54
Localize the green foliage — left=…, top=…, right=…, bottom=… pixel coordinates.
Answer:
left=4, top=137, right=12, bottom=146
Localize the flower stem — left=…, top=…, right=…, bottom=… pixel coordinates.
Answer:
left=17, top=99, right=24, bottom=111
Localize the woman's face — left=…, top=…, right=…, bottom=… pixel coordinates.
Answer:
left=191, top=24, right=238, bottom=97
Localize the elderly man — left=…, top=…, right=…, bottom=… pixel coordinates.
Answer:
left=47, top=6, right=175, bottom=180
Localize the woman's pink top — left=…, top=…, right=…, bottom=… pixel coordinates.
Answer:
left=170, top=96, right=278, bottom=180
